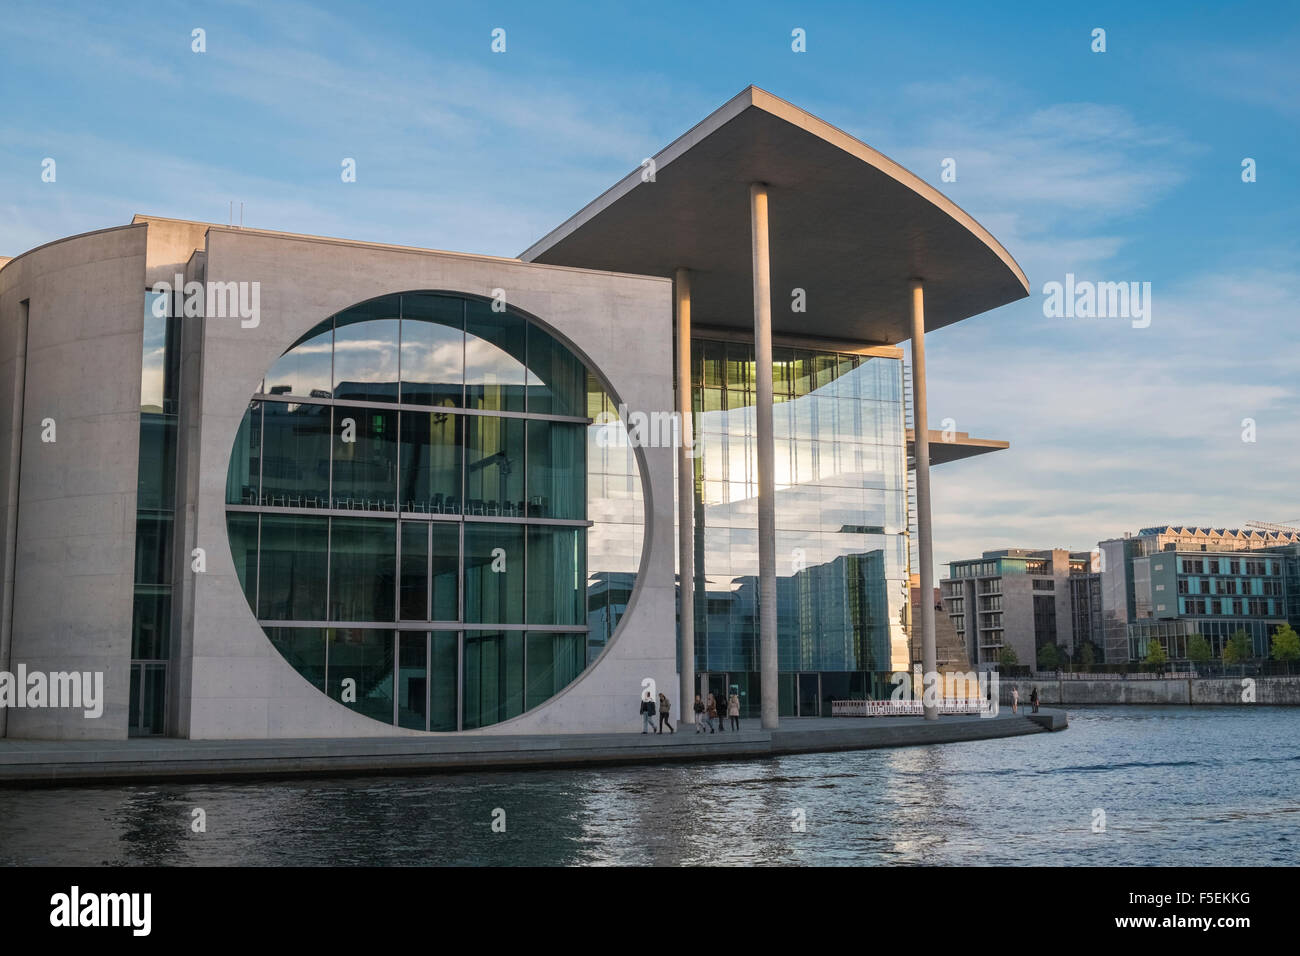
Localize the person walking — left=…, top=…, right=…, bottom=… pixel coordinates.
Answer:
left=728, top=690, right=740, bottom=731
left=658, top=692, right=674, bottom=734
left=1011, top=685, right=1019, bottom=714
left=640, top=691, right=658, bottom=734
left=693, top=694, right=708, bottom=733
left=1030, top=686, right=1040, bottom=714
left=707, top=692, right=721, bottom=733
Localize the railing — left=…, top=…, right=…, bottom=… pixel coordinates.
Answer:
left=831, top=698, right=991, bottom=717
left=1038, top=670, right=1198, bottom=681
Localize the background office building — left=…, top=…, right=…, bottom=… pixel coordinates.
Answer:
left=941, top=549, right=1096, bottom=670
left=0, top=88, right=1027, bottom=739
left=1099, top=526, right=1300, bottom=663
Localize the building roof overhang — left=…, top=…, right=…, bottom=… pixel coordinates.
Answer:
left=522, top=86, right=1029, bottom=345
left=906, top=429, right=1010, bottom=466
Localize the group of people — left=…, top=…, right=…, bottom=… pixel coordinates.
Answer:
left=1009, top=685, right=1040, bottom=714
left=640, top=690, right=740, bottom=734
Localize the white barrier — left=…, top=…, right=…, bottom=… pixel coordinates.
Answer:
left=830, top=698, right=991, bottom=717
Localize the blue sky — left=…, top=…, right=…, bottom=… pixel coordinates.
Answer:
left=2, top=0, right=1297, bottom=577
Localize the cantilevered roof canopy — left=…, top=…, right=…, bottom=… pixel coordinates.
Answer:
left=907, top=429, right=1010, bottom=466
left=522, top=86, right=1029, bottom=345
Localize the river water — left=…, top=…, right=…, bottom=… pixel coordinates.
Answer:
left=1, top=706, right=1296, bottom=866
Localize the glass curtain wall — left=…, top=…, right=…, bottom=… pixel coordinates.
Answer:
left=689, top=337, right=909, bottom=716
left=227, top=293, right=642, bottom=730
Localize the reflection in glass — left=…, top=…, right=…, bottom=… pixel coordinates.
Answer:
left=464, top=522, right=523, bottom=624
left=526, top=323, right=585, bottom=416
left=264, top=319, right=332, bottom=397
left=261, top=402, right=330, bottom=508
left=465, top=300, right=526, bottom=412
left=332, top=406, right=397, bottom=510
left=525, top=632, right=585, bottom=710
left=399, top=411, right=462, bottom=514
left=334, top=304, right=400, bottom=402
left=327, top=628, right=394, bottom=722
left=526, top=420, right=584, bottom=518
left=431, top=523, right=459, bottom=621
left=258, top=514, right=329, bottom=620
left=330, top=517, right=396, bottom=622
left=226, top=402, right=263, bottom=505
left=397, top=633, right=427, bottom=730
left=226, top=512, right=259, bottom=601
left=430, top=631, right=457, bottom=731
left=526, top=526, right=584, bottom=625
left=465, top=416, right=524, bottom=517
left=463, top=630, right=523, bottom=728
left=399, top=521, right=428, bottom=621
left=401, top=294, right=464, bottom=406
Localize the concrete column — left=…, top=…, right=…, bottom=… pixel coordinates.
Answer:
left=750, top=183, right=778, bottom=730
left=910, top=280, right=938, bottom=720
left=675, top=267, right=696, bottom=730
left=0, top=299, right=29, bottom=739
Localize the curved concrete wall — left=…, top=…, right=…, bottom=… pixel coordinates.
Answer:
left=0, top=225, right=147, bottom=739
left=183, top=227, right=675, bottom=738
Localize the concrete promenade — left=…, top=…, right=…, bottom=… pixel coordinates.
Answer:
left=0, top=710, right=1065, bottom=786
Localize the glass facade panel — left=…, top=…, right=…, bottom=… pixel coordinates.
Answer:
left=463, top=630, right=524, bottom=729
left=264, top=318, right=332, bottom=397
left=333, top=298, right=400, bottom=402
left=226, top=402, right=263, bottom=505
left=464, top=522, right=524, bottom=624
left=431, top=522, right=460, bottom=621
left=261, top=401, right=331, bottom=508
left=526, top=525, right=585, bottom=625
left=526, top=420, right=585, bottom=518
left=525, top=631, right=585, bottom=710
left=397, top=632, right=428, bottom=730
left=330, top=517, right=396, bottom=622
left=400, top=294, right=464, bottom=407
left=430, top=631, right=458, bottom=731
left=226, top=512, right=259, bottom=600
left=265, top=627, right=327, bottom=690
left=465, top=300, right=527, bottom=412
left=332, top=406, right=397, bottom=511
left=327, top=628, right=394, bottom=722
left=465, top=416, right=524, bottom=517
left=399, top=410, right=462, bottom=514
left=399, top=521, right=429, bottom=621
left=258, top=514, right=329, bottom=620
left=526, top=323, right=585, bottom=416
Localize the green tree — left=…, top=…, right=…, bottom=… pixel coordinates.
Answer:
left=1037, top=642, right=1060, bottom=671
left=1271, top=623, right=1300, bottom=662
left=1144, top=636, right=1167, bottom=671
left=1079, top=641, right=1096, bottom=671
left=1186, top=633, right=1212, bottom=664
left=1222, top=629, right=1254, bottom=664
left=999, top=642, right=1019, bottom=668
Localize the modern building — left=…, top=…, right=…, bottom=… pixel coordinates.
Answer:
left=0, top=87, right=1026, bottom=740
left=1099, top=526, right=1300, bottom=663
left=941, top=549, right=1095, bottom=670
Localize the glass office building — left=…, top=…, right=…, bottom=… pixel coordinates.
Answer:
left=688, top=337, right=909, bottom=716
left=222, top=292, right=642, bottom=730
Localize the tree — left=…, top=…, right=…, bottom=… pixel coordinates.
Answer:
left=1144, top=636, right=1167, bottom=672
left=1037, top=642, right=1060, bottom=671
left=1079, top=641, right=1096, bottom=671
left=1222, top=629, right=1254, bottom=664
left=1271, top=623, right=1300, bottom=662
left=1186, top=633, right=1212, bottom=664
left=999, top=642, right=1019, bottom=668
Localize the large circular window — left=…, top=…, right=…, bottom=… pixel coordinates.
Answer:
left=224, top=292, right=644, bottom=730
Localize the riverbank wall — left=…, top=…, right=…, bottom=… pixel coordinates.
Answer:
left=1002, top=676, right=1300, bottom=706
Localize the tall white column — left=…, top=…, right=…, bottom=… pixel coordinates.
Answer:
left=675, top=267, right=696, bottom=729
left=910, top=280, right=938, bottom=720
left=751, top=183, right=778, bottom=730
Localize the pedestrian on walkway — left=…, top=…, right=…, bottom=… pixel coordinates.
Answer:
left=707, top=692, right=721, bottom=732
left=640, top=691, right=658, bottom=734
left=693, top=694, right=709, bottom=733
left=658, top=692, right=674, bottom=734
left=1030, top=686, right=1039, bottom=714
left=1011, top=685, right=1019, bottom=714
left=728, top=690, right=740, bottom=731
